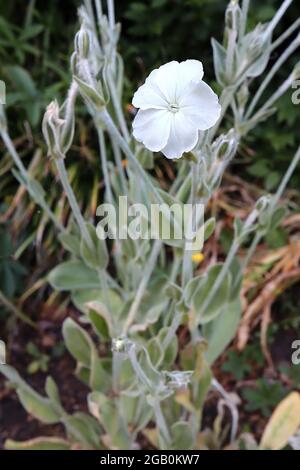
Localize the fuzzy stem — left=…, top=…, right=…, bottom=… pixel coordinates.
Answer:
left=55, top=156, right=92, bottom=245
left=201, top=209, right=258, bottom=315
left=122, top=240, right=162, bottom=334
left=153, top=399, right=172, bottom=445
left=239, top=0, right=250, bottom=40
left=246, top=33, right=300, bottom=118
left=107, top=69, right=130, bottom=141
left=111, top=139, right=128, bottom=195
left=272, top=147, right=300, bottom=206
left=128, top=347, right=153, bottom=390
left=95, top=0, right=103, bottom=20
left=241, top=231, right=260, bottom=273
left=97, top=128, right=114, bottom=204
left=107, top=0, right=115, bottom=30
left=182, top=162, right=198, bottom=286
left=226, top=29, right=237, bottom=81
left=243, top=146, right=300, bottom=268
left=271, top=17, right=300, bottom=51
left=250, top=74, right=294, bottom=122
left=98, top=109, right=165, bottom=207
left=264, top=0, right=293, bottom=39
left=97, top=126, right=123, bottom=267
left=212, top=378, right=239, bottom=443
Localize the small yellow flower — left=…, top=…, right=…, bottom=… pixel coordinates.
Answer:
left=192, top=252, right=205, bottom=264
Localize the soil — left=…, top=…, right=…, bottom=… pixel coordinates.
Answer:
left=0, top=292, right=299, bottom=450
left=0, top=307, right=89, bottom=449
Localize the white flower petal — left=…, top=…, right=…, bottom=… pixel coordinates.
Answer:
left=132, top=78, right=168, bottom=110
left=153, top=61, right=180, bottom=103
left=176, top=60, right=204, bottom=96
left=132, top=108, right=171, bottom=152
left=161, top=111, right=199, bottom=159
left=179, top=81, right=221, bottom=130
left=133, top=60, right=206, bottom=110
left=152, top=60, right=204, bottom=103
left=131, top=60, right=221, bottom=159
left=145, top=69, right=159, bottom=84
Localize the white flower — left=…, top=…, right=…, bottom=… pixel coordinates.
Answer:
left=132, top=60, right=221, bottom=159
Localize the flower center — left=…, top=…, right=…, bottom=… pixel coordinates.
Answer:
left=168, top=103, right=180, bottom=113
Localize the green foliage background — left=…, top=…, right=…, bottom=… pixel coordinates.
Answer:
left=0, top=0, right=299, bottom=190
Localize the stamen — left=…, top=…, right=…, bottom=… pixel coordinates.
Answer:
left=168, top=103, right=179, bottom=113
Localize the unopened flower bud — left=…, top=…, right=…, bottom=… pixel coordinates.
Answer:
left=74, top=24, right=90, bottom=59
left=42, top=88, right=76, bottom=158
left=212, top=128, right=239, bottom=162
left=255, top=195, right=272, bottom=213
left=42, top=100, right=65, bottom=157
left=244, top=24, right=270, bottom=65
left=225, top=0, right=241, bottom=31
left=256, top=195, right=274, bottom=230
